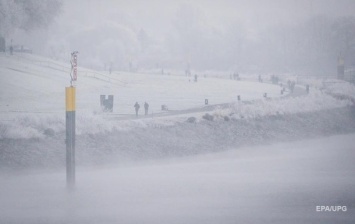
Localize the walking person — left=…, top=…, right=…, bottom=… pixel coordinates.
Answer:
left=144, top=102, right=149, bottom=115
left=134, top=102, right=140, bottom=117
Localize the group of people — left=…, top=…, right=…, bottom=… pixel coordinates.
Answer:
left=231, top=72, right=239, bottom=80
left=134, top=102, right=149, bottom=117
left=287, top=80, right=296, bottom=93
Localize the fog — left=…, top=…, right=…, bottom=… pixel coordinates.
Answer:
left=10, top=0, right=355, bottom=73
left=1, top=134, right=354, bottom=224
left=1, top=1, right=355, bottom=223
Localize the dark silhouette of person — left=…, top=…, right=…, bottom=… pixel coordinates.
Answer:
left=144, top=102, right=149, bottom=115
left=134, top=102, right=140, bottom=117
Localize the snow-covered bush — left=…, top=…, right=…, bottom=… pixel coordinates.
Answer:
left=227, top=90, right=352, bottom=120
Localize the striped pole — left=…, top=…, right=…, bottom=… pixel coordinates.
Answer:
left=66, top=86, right=76, bottom=189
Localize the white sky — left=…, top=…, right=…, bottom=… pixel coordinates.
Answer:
left=60, top=0, right=355, bottom=37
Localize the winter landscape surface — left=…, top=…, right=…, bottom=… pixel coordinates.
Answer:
left=1, top=52, right=355, bottom=223
left=2, top=0, right=355, bottom=223
left=1, top=134, right=355, bottom=224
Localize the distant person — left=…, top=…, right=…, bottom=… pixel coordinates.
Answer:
left=134, top=102, right=140, bottom=117
left=290, top=81, right=295, bottom=93
left=144, top=102, right=149, bottom=115
left=10, top=45, right=13, bottom=55
left=0, top=36, right=5, bottom=52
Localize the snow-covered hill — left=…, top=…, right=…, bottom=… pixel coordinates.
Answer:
left=1, top=54, right=354, bottom=170
left=1, top=53, right=353, bottom=140
left=1, top=52, right=355, bottom=224
left=0, top=52, right=281, bottom=115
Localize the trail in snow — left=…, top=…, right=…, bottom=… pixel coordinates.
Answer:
left=105, top=84, right=308, bottom=121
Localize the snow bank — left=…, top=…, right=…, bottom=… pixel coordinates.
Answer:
left=228, top=90, right=352, bottom=119
left=208, top=89, right=352, bottom=122
left=0, top=114, right=63, bottom=139
left=0, top=90, right=352, bottom=140
left=294, top=75, right=355, bottom=99
left=1, top=106, right=355, bottom=169
left=323, top=81, right=355, bottom=99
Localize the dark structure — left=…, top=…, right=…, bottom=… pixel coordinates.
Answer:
left=271, top=75, right=279, bottom=84
left=0, top=36, right=5, bottom=52
left=100, top=95, right=114, bottom=112
left=134, top=102, right=140, bottom=117
left=144, top=102, right=149, bottom=115
left=161, top=105, right=168, bottom=111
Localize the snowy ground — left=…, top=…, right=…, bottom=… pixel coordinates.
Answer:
left=1, top=53, right=355, bottom=223
left=1, top=53, right=354, bottom=139
left=0, top=53, right=282, bottom=117
left=1, top=134, right=354, bottom=224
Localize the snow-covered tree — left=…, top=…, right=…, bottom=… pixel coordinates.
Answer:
left=67, top=21, right=140, bottom=71
left=331, top=16, right=355, bottom=65
left=0, top=0, right=62, bottom=38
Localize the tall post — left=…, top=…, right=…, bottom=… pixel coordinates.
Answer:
left=66, top=86, right=76, bottom=189
left=65, top=51, right=78, bottom=190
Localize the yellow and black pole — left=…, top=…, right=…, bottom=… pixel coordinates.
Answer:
left=66, top=51, right=78, bottom=190
left=66, top=86, right=76, bottom=189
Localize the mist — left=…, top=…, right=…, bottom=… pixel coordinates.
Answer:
left=10, top=0, right=355, bottom=73
left=1, top=134, right=355, bottom=223
left=1, top=0, right=355, bottom=223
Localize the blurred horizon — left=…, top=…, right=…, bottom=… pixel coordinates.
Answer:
left=6, top=0, right=355, bottom=74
